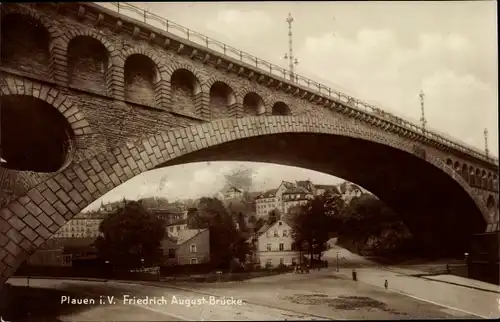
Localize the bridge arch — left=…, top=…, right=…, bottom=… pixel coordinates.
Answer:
left=272, top=101, right=292, bottom=116
left=243, top=92, right=266, bottom=116
left=0, top=116, right=491, bottom=283
left=169, top=67, right=202, bottom=116
left=123, top=53, right=161, bottom=107
left=66, top=35, right=111, bottom=95
left=475, top=168, right=481, bottom=188
left=461, top=164, right=469, bottom=182
left=0, top=11, right=52, bottom=78
left=208, top=81, right=237, bottom=119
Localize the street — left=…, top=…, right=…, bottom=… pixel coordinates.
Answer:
left=3, top=271, right=480, bottom=322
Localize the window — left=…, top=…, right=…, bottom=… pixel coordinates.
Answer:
left=168, top=248, right=176, bottom=259
left=278, top=221, right=282, bottom=226
left=279, top=243, right=284, bottom=251
left=176, top=226, right=181, bottom=231
left=266, top=232, right=270, bottom=237
left=283, top=230, right=288, bottom=237
left=190, top=244, right=197, bottom=253
left=266, top=244, right=272, bottom=251
left=291, top=243, right=297, bottom=251
left=292, top=258, right=297, bottom=265
left=190, top=258, right=198, bottom=264
left=274, top=231, right=279, bottom=237
left=266, top=259, right=272, bottom=266
left=169, top=227, right=174, bottom=232
left=280, top=258, right=284, bottom=265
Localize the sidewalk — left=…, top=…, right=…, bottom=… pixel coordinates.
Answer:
left=334, top=267, right=500, bottom=319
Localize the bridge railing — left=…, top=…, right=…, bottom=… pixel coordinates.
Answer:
left=97, top=2, right=498, bottom=165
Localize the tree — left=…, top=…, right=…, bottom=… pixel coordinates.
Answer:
left=191, top=197, right=250, bottom=268
left=95, top=200, right=165, bottom=270
left=290, top=195, right=332, bottom=263
left=337, top=194, right=411, bottom=255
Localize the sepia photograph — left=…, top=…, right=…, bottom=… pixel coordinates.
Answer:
left=0, top=1, right=498, bottom=321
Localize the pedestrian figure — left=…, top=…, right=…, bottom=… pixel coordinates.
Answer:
left=352, top=269, right=357, bottom=281
left=446, top=264, right=451, bottom=274
left=384, top=279, right=388, bottom=290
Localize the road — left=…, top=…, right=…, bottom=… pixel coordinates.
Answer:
left=3, top=273, right=479, bottom=321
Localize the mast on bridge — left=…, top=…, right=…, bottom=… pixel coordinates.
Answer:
left=484, top=128, right=489, bottom=158
left=419, top=89, right=427, bottom=132
left=283, top=12, right=299, bottom=82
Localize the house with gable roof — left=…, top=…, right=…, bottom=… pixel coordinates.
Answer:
left=248, top=218, right=300, bottom=267
left=160, top=228, right=210, bottom=266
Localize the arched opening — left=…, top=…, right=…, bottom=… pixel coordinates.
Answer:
left=493, top=175, right=498, bottom=192
left=67, top=36, right=109, bottom=94
left=461, top=164, right=469, bottom=182
left=162, top=132, right=486, bottom=256
left=243, top=92, right=265, bottom=116
left=209, top=81, right=236, bottom=119
left=475, top=169, right=481, bottom=188
left=0, top=13, right=50, bottom=77
left=0, top=95, right=75, bottom=172
left=446, top=159, right=453, bottom=167
left=453, top=161, right=460, bottom=173
left=481, top=170, right=487, bottom=189
left=486, top=195, right=495, bottom=209
left=469, top=166, right=475, bottom=186
left=170, top=68, right=201, bottom=115
left=124, top=54, right=159, bottom=106
left=272, top=102, right=291, bottom=116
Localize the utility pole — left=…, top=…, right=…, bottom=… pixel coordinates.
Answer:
left=419, top=89, right=427, bottom=132
left=484, top=128, right=489, bottom=158
left=284, top=13, right=299, bottom=82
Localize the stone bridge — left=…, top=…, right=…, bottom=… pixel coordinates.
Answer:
left=0, top=2, right=498, bottom=285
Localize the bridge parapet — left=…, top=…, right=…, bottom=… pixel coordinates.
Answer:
left=91, top=1, right=497, bottom=166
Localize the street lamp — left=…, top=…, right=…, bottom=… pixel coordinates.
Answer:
left=336, top=251, right=339, bottom=272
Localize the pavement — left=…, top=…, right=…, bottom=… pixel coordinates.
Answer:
left=3, top=243, right=499, bottom=320
left=323, top=246, right=500, bottom=319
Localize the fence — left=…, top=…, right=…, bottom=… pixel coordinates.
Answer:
left=95, top=2, right=497, bottom=164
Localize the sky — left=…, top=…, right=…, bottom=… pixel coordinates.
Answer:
left=87, top=1, right=498, bottom=210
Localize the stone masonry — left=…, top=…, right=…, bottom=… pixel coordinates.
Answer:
left=0, top=3, right=499, bottom=285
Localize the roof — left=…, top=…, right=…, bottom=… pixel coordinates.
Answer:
left=171, top=228, right=208, bottom=245
left=255, top=218, right=293, bottom=237
left=282, top=186, right=310, bottom=195
left=166, top=218, right=187, bottom=226
left=282, top=181, right=295, bottom=189
left=315, top=184, right=341, bottom=194
left=225, top=186, right=242, bottom=193
left=256, top=189, right=278, bottom=199
left=73, top=212, right=106, bottom=220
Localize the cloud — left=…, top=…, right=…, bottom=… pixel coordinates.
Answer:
left=84, top=162, right=342, bottom=211
left=296, top=29, right=498, bottom=155
left=206, top=9, right=272, bottom=39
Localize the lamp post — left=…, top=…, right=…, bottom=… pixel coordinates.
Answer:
left=419, top=89, right=427, bottom=133
left=484, top=128, right=489, bottom=159
left=336, top=251, right=339, bottom=272
left=283, top=13, right=299, bottom=82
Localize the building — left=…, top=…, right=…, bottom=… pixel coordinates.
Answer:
left=314, top=184, right=341, bottom=196
left=53, top=212, right=105, bottom=238
left=249, top=219, right=299, bottom=267
left=338, top=182, right=363, bottom=203
left=165, top=220, right=188, bottom=238
left=282, top=186, right=313, bottom=214
left=223, top=186, right=243, bottom=200
left=160, top=229, right=210, bottom=265
left=26, top=238, right=72, bottom=267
